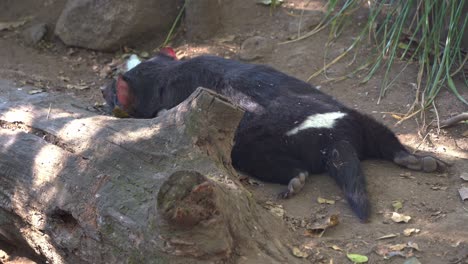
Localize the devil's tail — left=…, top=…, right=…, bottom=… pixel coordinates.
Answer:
left=326, top=140, right=370, bottom=221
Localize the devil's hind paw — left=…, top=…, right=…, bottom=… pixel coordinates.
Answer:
left=394, top=152, right=448, bottom=172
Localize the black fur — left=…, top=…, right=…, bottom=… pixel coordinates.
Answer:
left=102, top=53, right=442, bottom=221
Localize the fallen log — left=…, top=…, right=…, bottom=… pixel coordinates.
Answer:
left=0, top=80, right=300, bottom=263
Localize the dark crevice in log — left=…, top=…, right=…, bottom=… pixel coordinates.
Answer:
left=0, top=236, right=49, bottom=264
left=0, top=120, right=75, bottom=154
left=0, top=209, right=49, bottom=264
left=48, top=208, right=79, bottom=229
left=157, top=171, right=219, bottom=229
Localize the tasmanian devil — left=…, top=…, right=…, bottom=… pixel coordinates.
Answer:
left=102, top=48, right=445, bottom=221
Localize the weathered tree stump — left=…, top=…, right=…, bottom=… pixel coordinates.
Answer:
left=0, top=80, right=301, bottom=264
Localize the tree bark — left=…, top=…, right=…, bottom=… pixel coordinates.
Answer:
left=0, top=81, right=301, bottom=264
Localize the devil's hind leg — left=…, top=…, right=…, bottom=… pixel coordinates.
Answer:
left=357, top=111, right=447, bottom=172
left=232, top=154, right=310, bottom=198
left=393, top=151, right=447, bottom=172
left=326, top=140, right=370, bottom=221
left=232, top=141, right=310, bottom=199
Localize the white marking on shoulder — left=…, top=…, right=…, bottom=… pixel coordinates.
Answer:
left=286, top=111, right=347, bottom=136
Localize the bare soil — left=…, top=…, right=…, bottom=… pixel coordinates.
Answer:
left=0, top=0, right=467, bottom=263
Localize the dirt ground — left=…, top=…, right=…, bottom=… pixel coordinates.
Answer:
left=0, top=0, right=467, bottom=263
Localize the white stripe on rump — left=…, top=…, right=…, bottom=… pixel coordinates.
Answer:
left=286, top=112, right=347, bottom=136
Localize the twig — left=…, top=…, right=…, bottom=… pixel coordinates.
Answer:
left=47, top=103, right=52, bottom=120
left=297, top=0, right=312, bottom=39
left=161, top=1, right=186, bottom=47
left=432, top=101, right=440, bottom=134
left=450, top=52, right=468, bottom=77
left=440, top=113, right=468, bottom=128
left=412, top=131, right=430, bottom=154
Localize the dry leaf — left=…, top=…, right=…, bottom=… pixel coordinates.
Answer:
left=399, top=172, right=415, bottom=179
left=328, top=214, right=339, bottom=227
left=66, top=84, right=89, bottom=90
left=58, top=76, right=70, bottom=82
left=28, top=89, right=44, bottom=95
left=388, top=243, right=407, bottom=251
left=257, top=0, right=284, bottom=6
left=302, top=240, right=318, bottom=250
left=317, top=197, right=335, bottom=204
left=329, top=245, right=343, bottom=251
left=375, top=242, right=420, bottom=260
left=451, top=240, right=462, bottom=247
left=407, top=241, right=420, bottom=251
left=375, top=244, right=404, bottom=259
left=264, top=202, right=285, bottom=218
left=304, top=214, right=339, bottom=237
left=392, top=200, right=403, bottom=211
left=403, top=228, right=420, bottom=237
left=215, top=34, right=236, bottom=43
left=391, top=212, right=411, bottom=223
left=377, top=233, right=398, bottom=240
left=292, top=247, right=309, bottom=258
left=375, top=243, right=413, bottom=259
left=431, top=185, right=448, bottom=191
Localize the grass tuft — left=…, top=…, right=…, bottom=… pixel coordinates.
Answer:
left=295, top=0, right=467, bottom=121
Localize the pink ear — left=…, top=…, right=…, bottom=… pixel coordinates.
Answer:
left=159, top=47, right=177, bottom=60
left=116, top=75, right=133, bottom=109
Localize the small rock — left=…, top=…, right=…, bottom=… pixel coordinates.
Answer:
left=459, top=187, right=468, bottom=201
left=55, top=0, right=181, bottom=51
left=22, top=23, right=47, bottom=45
left=460, top=172, right=468, bottom=181
left=239, top=36, right=275, bottom=61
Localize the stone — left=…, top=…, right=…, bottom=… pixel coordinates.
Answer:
left=55, top=0, right=182, bottom=51
left=239, top=36, right=275, bottom=61
left=22, top=23, right=47, bottom=45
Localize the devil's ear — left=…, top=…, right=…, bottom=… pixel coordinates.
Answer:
left=116, top=75, right=133, bottom=110
left=159, top=47, right=177, bottom=60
